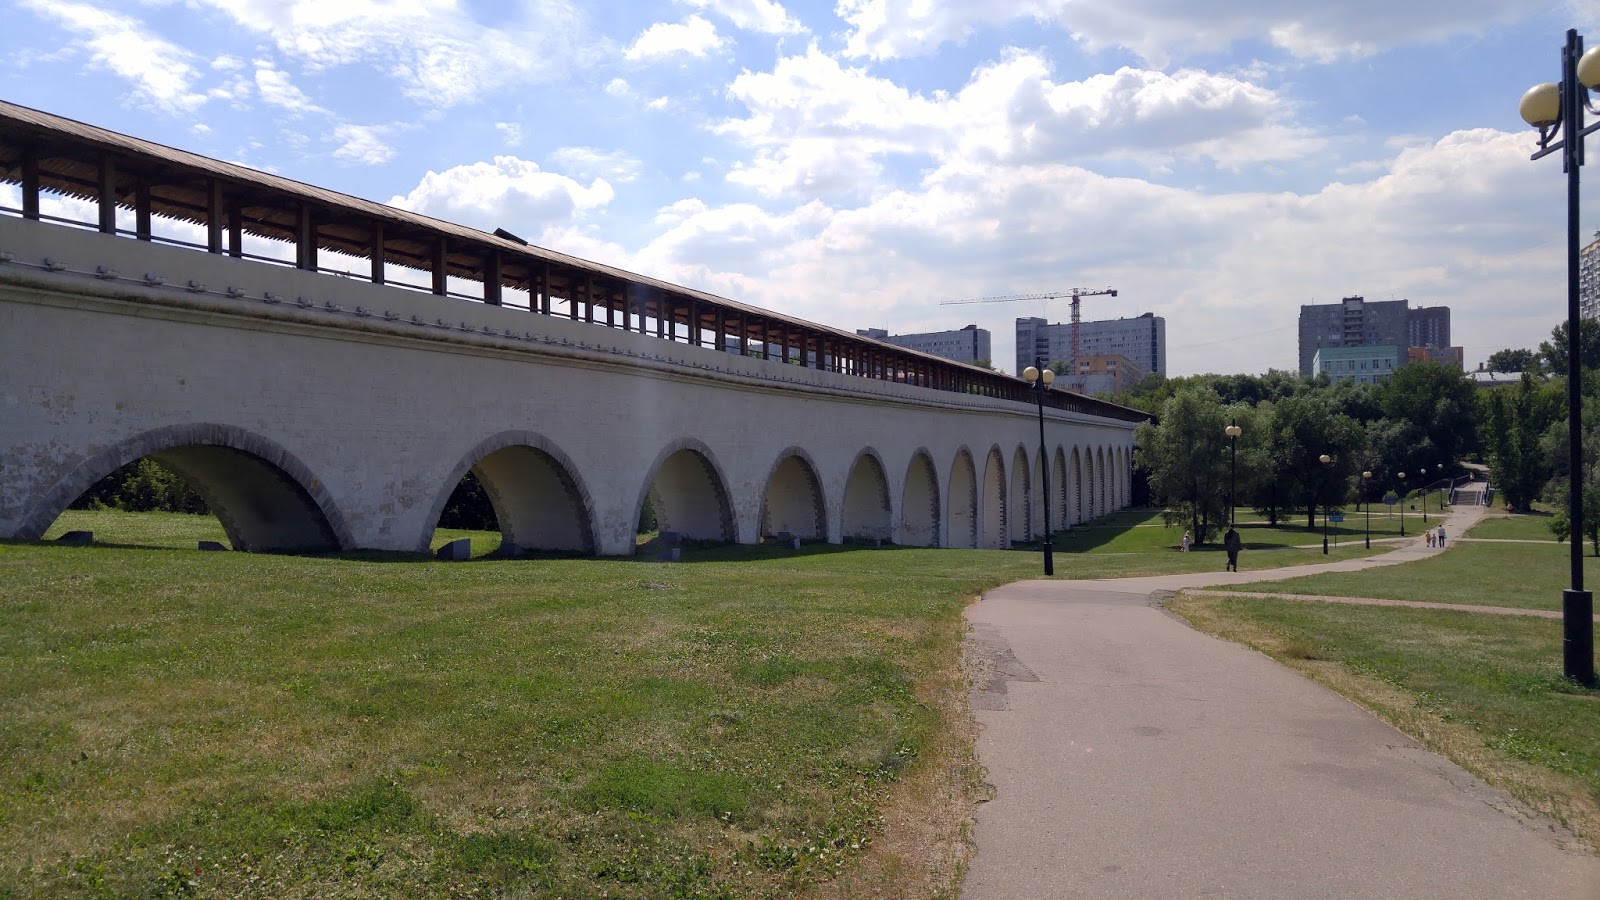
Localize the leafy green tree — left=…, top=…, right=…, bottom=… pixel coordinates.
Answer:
left=1485, top=347, right=1539, bottom=374
left=1547, top=462, right=1600, bottom=555
left=1484, top=372, right=1557, bottom=511
left=1134, top=387, right=1230, bottom=544
left=1375, top=361, right=1478, bottom=475
left=1538, top=316, right=1600, bottom=374
left=1268, top=395, right=1367, bottom=528
left=70, top=458, right=208, bottom=514
left=438, top=471, right=498, bottom=531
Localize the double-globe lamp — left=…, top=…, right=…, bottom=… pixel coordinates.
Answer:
left=1319, top=454, right=1332, bottom=555
left=1022, top=363, right=1055, bottom=576
left=1519, top=29, right=1599, bottom=688
left=1225, top=421, right=1241, bottom=529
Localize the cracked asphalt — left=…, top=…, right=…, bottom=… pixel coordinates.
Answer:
left=961, top=503, right=1600, bottom=899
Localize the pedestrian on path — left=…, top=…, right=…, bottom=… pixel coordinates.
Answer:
left=1181, top=530, right=1191, bottom=552
left=1426, top=530, right=1434, bottom=548
left=1223, top=527, right=1242, bottom=572
left=1437, top=524, right=1446, bottom=548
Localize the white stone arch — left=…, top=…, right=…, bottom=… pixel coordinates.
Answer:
left=761, top=447, right=827, bottom=541
left=1009, top=445, right=1031, bottom=544
left=841, top=447, right=893, bottom=542
left=634, top=438, right=738, bottom=544
left=900, top=448, right=941, bottom=547
left=1031, top=447, right=1046, bottom=537
left=947, top=446, right=978, bottom=549
left=430, top=430, right=599, bottom=554
left=15, top=422, right=350, bottom=552
left=1070, top=446, right=1084, bottom=526
left=1083, top=447, right=1096, bottom=521
left=982, top=445, right=1008, bottom=549
left=1096, top=445, right=1108, bottom=519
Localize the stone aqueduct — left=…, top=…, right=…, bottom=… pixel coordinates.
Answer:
left=0, top=103, right=1143, bottom=555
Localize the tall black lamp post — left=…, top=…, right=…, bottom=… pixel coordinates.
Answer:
left=1362, top=470, right=1372, bottom=549
left=1225, top=420, right=1242, bottom=528
left=1319, top=453, right=1333, bottom=555
left=1520, top=28, right=1598, bottom=687
left=1398, top=470, right=1407, bottom=537
left=1023, top=359, right=1055, bottom=576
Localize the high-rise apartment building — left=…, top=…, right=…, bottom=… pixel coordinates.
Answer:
left=855, top=324, right=991, bottom=364
left=1297, top=296, right=1454, bottom=378
left=1581, top=231, right=1600, bottom=321
left=1015, top=313, right=1166, bottom=378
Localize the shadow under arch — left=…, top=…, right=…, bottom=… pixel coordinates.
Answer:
left=761, top=445, right=828, bottom=540
left=900, top=447, right=941, bottom=547
left=841, top=446, right=893, bottom=542
left=948, top=446, right=977, bottom=549
left=423, top=430, right=599, bottom=555
left=18, top=422, right=350, bottom=552
left=981, top=443, right=1007, bottom=549
left=634, top=437, right=738, bottom=544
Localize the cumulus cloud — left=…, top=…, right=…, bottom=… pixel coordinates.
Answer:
left=837, top=0, right=1535, bottom=64
left=548, top=147, right=643, bottom=183
left=625, top=16, right=724, bottom=61
left=20, top=0, right=209, bottom=113
left=714, top=46, right=1317, bottom=197
left=254, top=62, right=326, bottom=115
left=388, top=156, right=616, bottom=235
left=679, top=0, right=804, bottom=34
left=187, top=0, right=585, bottom=108
left=330, top=123, right=396, bottom=165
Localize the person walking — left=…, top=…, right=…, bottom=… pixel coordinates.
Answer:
left=1223, top=527, right=1242, bottom=572
left=1426, top=530, right=1434, bottom=548
left=1180, top=530, right=1191, bottom=552
left=1437, top=524, right=1446, bottom=548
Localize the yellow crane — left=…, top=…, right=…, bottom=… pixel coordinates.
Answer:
left=939, top=288, right=1118, bottom=372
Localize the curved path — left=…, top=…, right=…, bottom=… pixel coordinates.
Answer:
left=962, top=502, right=1600, bottom=899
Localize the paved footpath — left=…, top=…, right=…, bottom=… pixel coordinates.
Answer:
left=962, top=503, right=1600, bottom=899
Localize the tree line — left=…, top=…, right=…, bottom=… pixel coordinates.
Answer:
left=1122, top=318, right=1600, bottom=551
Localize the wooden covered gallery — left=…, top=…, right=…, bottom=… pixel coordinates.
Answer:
left=0, top=100, right=1145, bottom=423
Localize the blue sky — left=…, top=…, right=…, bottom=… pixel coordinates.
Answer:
left=4, top=0, right=1598, bottom=375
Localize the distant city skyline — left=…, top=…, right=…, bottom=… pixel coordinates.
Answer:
left=0, top=2, right=1594, bottom=376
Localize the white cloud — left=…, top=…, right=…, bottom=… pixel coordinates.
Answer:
left=188, top=0, right=586, bottom=109
left=548, top=147, right=643, bottom=183
left=330, top=123, right=396, bottom=165
left=837, top=0, right=1535, bottom=64
left=389, top=156, right=616, bottom=235
left=625, top=16, right=724, bottom=61
left=605, top=78, right=633, bottom=98
left=715, top=46, right=1318, bottom=197
left=620, top=127, right=1568, bottom=375
left=496, top=122, right=524, bottom=147
left=254, top=62, right=326, bottom=115
left=679, top=0, right=804, bottom=34
left=21, top=0, right=208, bottom=114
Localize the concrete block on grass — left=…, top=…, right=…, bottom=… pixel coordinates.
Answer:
left=56, top=530, right=93, bottom=545
left=197, top=540, right=227, bottom=551
left=435, top=538, right=470, bottom=561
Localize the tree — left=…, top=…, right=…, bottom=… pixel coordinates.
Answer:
left=70, top=458, right=208, bottom=514
left=1375, top=361, right=1479, bottom=474
left=1538, top=316, right=1600, bottom=374
left=1268, top=395, right=1367, bottom=528
left=1547, top=462, right=1600, bottom=556
left=1484, top=372, right=1557, bottom=511
left=1134, top=387, right=1230, bottom=545
left=1485, top=347, right=1539, bottom=374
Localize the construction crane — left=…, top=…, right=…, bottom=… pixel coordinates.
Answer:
left=939, top=288, right=1118, bottom=373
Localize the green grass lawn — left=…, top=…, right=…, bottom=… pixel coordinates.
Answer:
left=1169, top=595, right=1600, bottom=848
left=1056, top=507, right=1395, bottom=559
left=1468, top=508, right=1561, bottom=542
left=1211, top=527, right=1600, bottom=611
left=6, top=506, right=1388, bottom=897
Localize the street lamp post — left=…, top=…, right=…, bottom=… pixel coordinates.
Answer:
left=1423, top=464, right=1433, bottom=524
left=1319, top=454, right=1333, bottom=555
left=1023, top=360, right=1055, bottom=576
left=1362, top=470, right=1373, bottom=549
left=1225, top=420, right=1242, bottom=528
left=1398, top=471, right=1407, bottom=537
left=1521, top=28, right=1599, bottom=687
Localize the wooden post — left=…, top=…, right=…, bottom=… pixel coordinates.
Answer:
left=539, top=262, right=551, bottom=315
left=98, top=155, right=117, bottom=234
left=370, top=221, right=385, bottom=284
left=432, top=236, right=448, bottom=295
left=208, top=180, right=227, bottom=254
left=484, top=250, right=503, bottom=305
left=585, top=277, right=595, bottom=324
left=227, top=199, right=242, bottom=258
left=135, top=183, right=151, bottom=241
left=295, top=203, right=317, bottom=269
left=20, top=148, right=39, bottom=220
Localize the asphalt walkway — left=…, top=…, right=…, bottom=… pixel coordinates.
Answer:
left=962, top=502, right=1600, bottom=899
